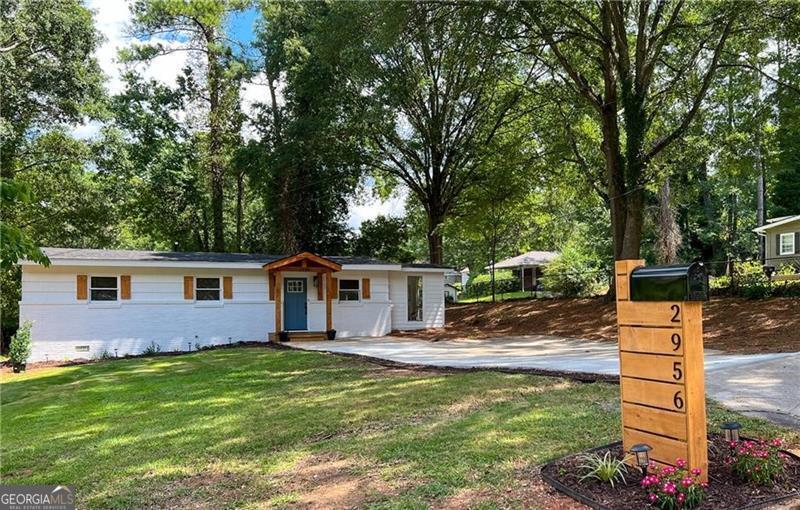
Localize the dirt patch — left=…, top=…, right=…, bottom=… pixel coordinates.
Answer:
left=395, top=297, right=800, bottom=354
left=146, top=470, right=259, bottom=509
left=274, top=453, right=403, bottom=509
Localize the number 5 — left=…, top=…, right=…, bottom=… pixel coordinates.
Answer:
left=673, top=362, right=683, bottom=381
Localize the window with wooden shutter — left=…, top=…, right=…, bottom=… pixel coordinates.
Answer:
left=362, top=278, right=371, bottom=299
left=183, top=276, right=194, bottom=300
left=77, top=275, right=88, bottom=300
left=223, top=276, right=233, bottom=299
left=121, top=275, right=131, bottom=300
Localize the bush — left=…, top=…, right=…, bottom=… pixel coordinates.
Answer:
left=141, top=342, right=161, bottom=356
left=464, top=270, right=519, bottom=298
left=736, top=261, right=773, bottom=299
left=578, top=451, right=628, bottom=487
left=641, top=459, right=706, bottom=510
left=9, top=320, right=32, bottom=371
left=541, top=244, right=606, bottom=297
left=726, top=438, right=788, bottom=485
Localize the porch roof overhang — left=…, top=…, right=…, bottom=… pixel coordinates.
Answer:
left=263, top=251, right=342, bottom=272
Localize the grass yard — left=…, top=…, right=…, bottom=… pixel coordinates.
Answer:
left=1, top=346, right=797, bottom=509
left=457, top=290, right=538, bottom=303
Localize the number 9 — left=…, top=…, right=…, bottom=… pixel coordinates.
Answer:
left=671, top=333, right=681, bottom=351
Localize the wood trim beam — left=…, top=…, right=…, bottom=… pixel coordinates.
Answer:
left=264, top=251, right=342, bottom=272
left=326, top=271, right=333, bottom=331
left=275, top=272, right=283, bottom=333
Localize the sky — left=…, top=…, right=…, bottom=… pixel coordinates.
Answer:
left=81, top=0, right=405, bottom=231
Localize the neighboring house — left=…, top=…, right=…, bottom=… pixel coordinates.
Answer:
left=443, top=268, right=468, bottom=302
left=753, top=215, right=800, bottom=273
left=19, top=248, right=447, bottom=362
left=486, top=250, right=559, bottom=291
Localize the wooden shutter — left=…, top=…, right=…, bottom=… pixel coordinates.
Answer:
left=183, top=276, right=194, bottom=300
left=223, top=276, right=233, bottom=299
left=120, top=275, right=131, bottom=300
left=362, top=278, right=371, bottom=299
left=76, top=275, right=88, bottom=300
left=796, top=232, right=800, bottom=254
left=331, top=277, right=338, bottom=296
left=268, top=272, right=276, bottom=300
left=776, top=234, right=781, bottom=255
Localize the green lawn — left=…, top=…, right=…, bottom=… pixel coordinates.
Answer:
left=1, top=347, right=796, bottom=509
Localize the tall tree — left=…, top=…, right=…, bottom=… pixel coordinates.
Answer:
left=127, top=0, right=250, bottom=252
left=354, top=2, right=524, bottom=264
left=252, top=0, right=365, bottom=254
left=0, top=0, right=104, bottom=266
left=514, top=1, right=744, bottom=260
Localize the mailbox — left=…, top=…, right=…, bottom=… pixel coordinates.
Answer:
left=629, top=262, right=709, bottom=302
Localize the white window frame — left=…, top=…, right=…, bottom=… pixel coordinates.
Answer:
left=407, top=275, right=424, bottom=322
left=195, top=276, right=221, bottom=302
left=89, top=275, right=119, bottom=302
left=779, top=233, right=795, bottom=255
left=286, top=279, right=305, bottom=293
left=338, top=279, right=360, bottom=302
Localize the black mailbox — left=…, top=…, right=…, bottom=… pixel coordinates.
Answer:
left=629, top=263, right=709, bottom=302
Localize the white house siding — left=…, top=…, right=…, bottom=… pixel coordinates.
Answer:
left=389, top=271, right=445, bottom=330
left=332, top=270, right=392, bottom=337
left=19, top=264, right=414, bottom=361
left=20, top=265, right=273, bottom=362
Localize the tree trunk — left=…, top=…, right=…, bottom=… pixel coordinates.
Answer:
left=655, top=175, right=681, bottom=264
left=426, top=206, right=445, bottom=265
left=756, top=146, right=766, bottom=264
left=235, top=171, right=244, bottom=252
left=206, top=27, right=225, bottom=253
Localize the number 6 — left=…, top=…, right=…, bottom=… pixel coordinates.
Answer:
left=673, top=391, right=684, bottom=409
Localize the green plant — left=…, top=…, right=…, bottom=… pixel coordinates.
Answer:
left=578, top=451, right=628, bottom=487
left=641, top=459, right=706, bottom=510
left=97, top=349, right=113, bottom=360
left=141, top=342, right=161, bottom=356
left=541, top=242, right=606, bottom=297
left=726, top=438, right=788, bottom=485
left=736, top=261, right=773, bottom=299
left=9, top=320, right=32, bottom=371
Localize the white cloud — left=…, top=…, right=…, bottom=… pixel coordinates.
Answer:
left=347, top=188, right=407, bottom=231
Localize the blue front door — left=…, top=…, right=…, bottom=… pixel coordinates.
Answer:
left=283, top=278, right=307, bottom=330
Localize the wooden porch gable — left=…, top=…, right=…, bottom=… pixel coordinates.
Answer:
left=264, top=252, right=342, bottom=335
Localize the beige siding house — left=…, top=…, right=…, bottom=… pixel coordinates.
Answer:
left=754, top=215, right=800, bottom=272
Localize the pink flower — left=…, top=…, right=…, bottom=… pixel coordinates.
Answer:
left=681, top=477, right=693, bottom=487
left=676, top=458, right=686, bottom=468
left=649, top=493, right=659, bottom=503
left=677, top=493, right=686, bottom=502
left=690, top=467, right=702, bottom=476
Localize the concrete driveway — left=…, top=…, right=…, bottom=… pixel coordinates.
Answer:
left=293, top=335, right=800, bottom=428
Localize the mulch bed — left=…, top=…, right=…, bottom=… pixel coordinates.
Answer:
left=541, top=436, right=800, bottom=510
left=397, top=297, right=800, bottom=354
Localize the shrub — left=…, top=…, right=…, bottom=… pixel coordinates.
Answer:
left=736, top=261, right=773, bottom=299
left=9, top=320, right=32, bottom=371
left=541, top=243, right=606, bottom=297
left=726, top=438, right=788, bottom=485
left=464, top=270, right=519, bottom=298
left=578, top=451, right=628, bottom=487
left=641, top=459, right=706, bottom=510
left=141, top=342, right=161, bottom=356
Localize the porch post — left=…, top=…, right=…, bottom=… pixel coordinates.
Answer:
left=325, top=271, right=333, bottom=331
left=275, top=271, right=283, bottom=333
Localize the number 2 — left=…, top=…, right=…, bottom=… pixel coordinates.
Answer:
left=672, top=362, right=683, bottom=381
left=670, top=304, right=681, bottom=323
left=671, top=333, right=681, bottom=351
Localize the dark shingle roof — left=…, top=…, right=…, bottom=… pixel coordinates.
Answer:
left=402, top=262, right=452, bottom=269
left=41, top=248, right=394, bottom=266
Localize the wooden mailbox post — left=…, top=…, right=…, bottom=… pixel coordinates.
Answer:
left=615, top=260, right=709, bottom=482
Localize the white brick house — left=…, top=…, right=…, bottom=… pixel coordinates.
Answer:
left=19, top=248, right=447, bottom=362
